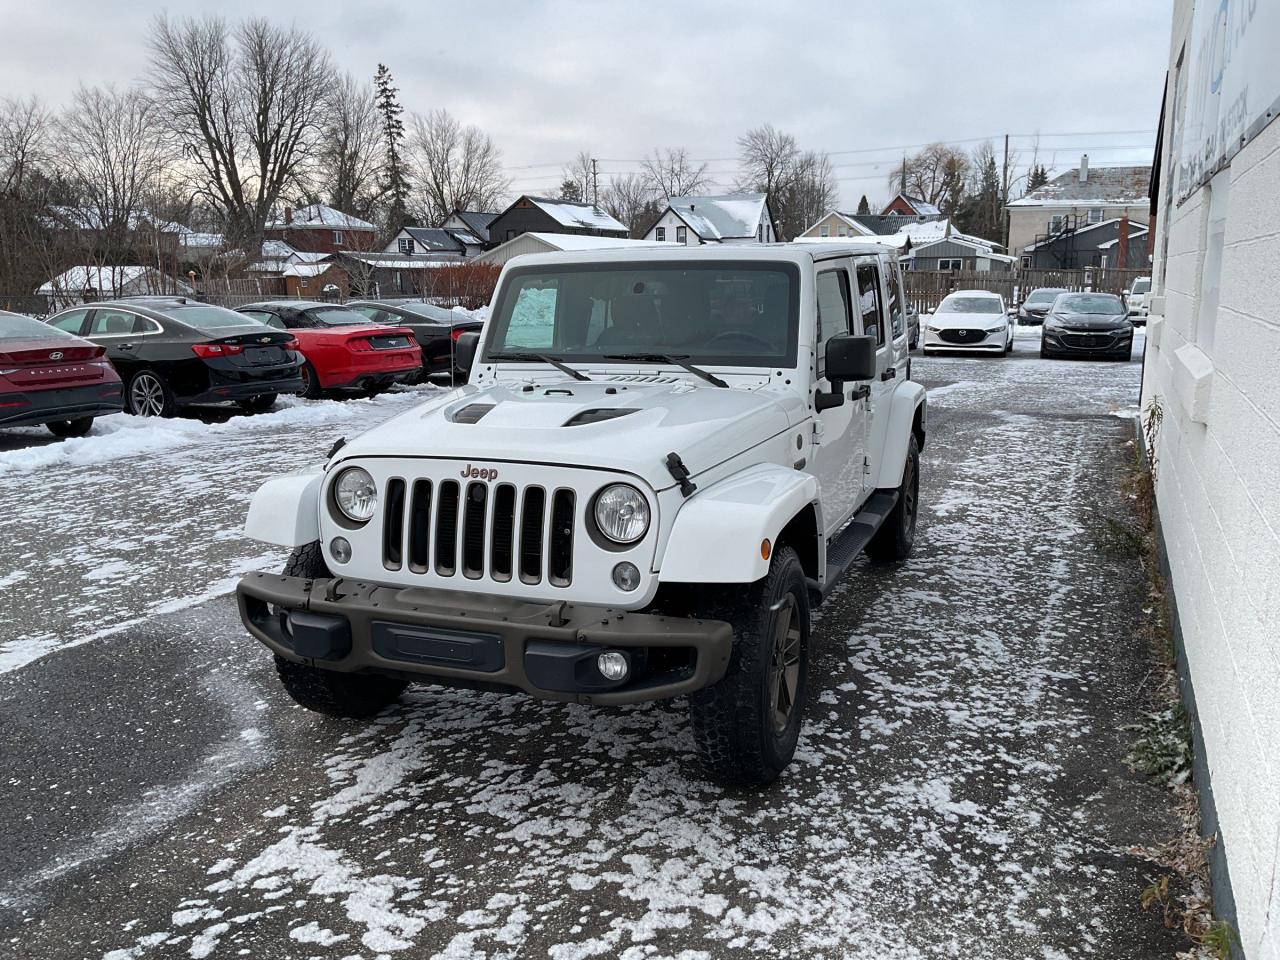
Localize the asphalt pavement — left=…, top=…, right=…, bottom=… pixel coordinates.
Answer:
left=0, top=331, right=1183, bottom=960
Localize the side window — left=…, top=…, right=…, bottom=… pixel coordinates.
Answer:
left=655, top=226, right=666, bottom=241
left=504, top=282, right=557, bottom=349
left=885, top=265, right=905, bottom=338
left=346, top=306, right=384, bottom=323
left=676, top=225, right=687, bottom=243
left=856, top=264, right=885, bottom=346
left=50, top=309, right=89, bottom=334
left=814, top=269, right=852, bottom=378
left=88, top=309, right=142, bottom=336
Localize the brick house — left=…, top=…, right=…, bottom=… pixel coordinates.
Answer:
left=263, top=204, right=379, bottom=255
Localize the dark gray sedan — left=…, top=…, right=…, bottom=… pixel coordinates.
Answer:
left=1039, top=292, right=1134, bottom=361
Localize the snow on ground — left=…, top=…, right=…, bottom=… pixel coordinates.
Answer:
left=0, top=387, right=439, bottom=674
left=68, top=340, right=1169, bottom=960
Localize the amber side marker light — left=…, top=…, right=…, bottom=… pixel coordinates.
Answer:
left=761, top=539, right=771, bottom=561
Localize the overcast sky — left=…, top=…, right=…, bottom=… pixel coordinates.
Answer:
left=0, top=0, right=1171, bottom=208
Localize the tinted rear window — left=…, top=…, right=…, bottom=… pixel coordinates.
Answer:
left=1057, top=294, right=1124, bottom=314
left=0, top=314, right=77, bottom=338
left=306, top=307, right=376, bottom=326
left=1027, top=289, right=1067, bottom=304
left=157, top=304, right=263, bottom=330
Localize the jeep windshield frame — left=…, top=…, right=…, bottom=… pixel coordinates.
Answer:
left=481, top=260, right=802, bottom=369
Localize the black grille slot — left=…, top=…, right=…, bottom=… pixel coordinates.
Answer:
left=435, top=480, right=460, bottom=576
left=519, top=487, right=546, bottom=584
left=548, top=489, right=575, bottom=587
left=453, top=403, right=495, bottom=424
left=463, top=482, right=488, bottom=579
left=408, top=479, right=432, bottom=572
left=383, top=478, right=406, bottom=570
left=490, top=484, right=516, bottom=581
left=563, top=407, right=638, bottom=426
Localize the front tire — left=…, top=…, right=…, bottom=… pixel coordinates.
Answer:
left=689, top=545, right=810, bottom=788
left=46, top=416, right=94, bottom=438
left=273, top=541, right=407, bottom=718
left=867, top=434, right=920, bottom=563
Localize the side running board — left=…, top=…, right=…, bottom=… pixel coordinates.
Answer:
left=813, top=491, right=899, bottom=600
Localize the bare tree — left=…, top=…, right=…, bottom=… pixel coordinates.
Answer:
left=316, top=73, right=384, bottom=220
left=0, top=96, right=49, bottom=195
left=407, top=109, right=508, bottom=225
left=54, top=84, right=173, bottom=291
left=641, top=147, right=710, bottom=200
left=561, top=150, right=595, bottom=204
left=886, top=142, right=970, bottom=212
left=774, top=150, right=836, bottom=240
left=602, top=172, right=660, bottom=237
left=148, top=14, right=334, bottom=249
left=737, top=124, right=799, bottom=200
left=0, top=96, right=53, bottom=294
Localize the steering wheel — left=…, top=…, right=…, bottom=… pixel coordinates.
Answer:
left=705, top=330, right=773, bottom=351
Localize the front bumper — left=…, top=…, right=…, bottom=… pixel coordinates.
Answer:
left=922, top=328, right=1006, bottom=352
left=0, top=381, right=124, bottom=427
left=237, top=573, right=733, bottom=705
left=1042, top=327, right=1133, bottom=357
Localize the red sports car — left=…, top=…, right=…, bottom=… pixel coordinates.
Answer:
left=237, top=301, right=421, bottom=399
left=0, top=309, right=123, bottom=437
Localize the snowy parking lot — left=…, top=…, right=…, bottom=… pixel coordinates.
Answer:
left=0, top=330, right=1182, bottom=959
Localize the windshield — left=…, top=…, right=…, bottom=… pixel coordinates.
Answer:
left=1131, top=279, right=1151, bottom=294
left=1056, top=294, right=1124, bottom=314
left=483, top=262, right=800, bottom=367
left=937, top=297, right=1002, bottom=314
left=0, top=314, right=76, bottom=338
left=1027, top=288, right=1067, bottom=305
left=306, top=306, right=376, bottom=327
left=160, top=304, right=265, bottom=330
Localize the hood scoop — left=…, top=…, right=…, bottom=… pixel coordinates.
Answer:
left=563, top=407, right=639, bottom=427
left=452, top=402, right=496, bottom=424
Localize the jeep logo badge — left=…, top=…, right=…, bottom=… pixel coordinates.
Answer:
left=461, top=464, right=498, bottom=481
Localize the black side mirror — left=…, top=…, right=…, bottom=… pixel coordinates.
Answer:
left=825, top=334, right=877, bottom=382
left=454, top=331, right=480, bottom=377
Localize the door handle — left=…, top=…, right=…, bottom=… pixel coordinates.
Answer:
left=118, top=342, right=135, bottom=350
left=880, top=367, right=897, bottom=381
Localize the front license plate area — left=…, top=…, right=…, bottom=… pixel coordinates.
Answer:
left=370, top=622, right=505, bottom=672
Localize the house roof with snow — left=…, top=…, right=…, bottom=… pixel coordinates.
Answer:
left=36, top=265, right=193, bottom=296
left=883, top=193, right=941, bottom=216
left=892, top=219, right=1003, bottom=252
left=908, top=236, right=1016, bottom=262
left=519, top=196, right=628, bottom=233
left=661, top=193, right=771, bottom=242
left=265, top=204, right=377, bottom=232
left=403, top=227, right=467, bottom=253
left=1007, top=163, right=1151, bottom=208
left=448, top=210, right=499, bottom=242
left=1096, top=226, right=1150, bottom=249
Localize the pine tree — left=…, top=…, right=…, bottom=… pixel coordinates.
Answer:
left=375, top=64, right=409, bottom=231
left=1027, top=163, right=1049, bottom=192
left=558, top=179, right=583, bottom=202
left=856, top=194, right=870, bottom=215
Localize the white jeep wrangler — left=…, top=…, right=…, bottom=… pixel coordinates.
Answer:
left=238, top=244, right=926, bottom=786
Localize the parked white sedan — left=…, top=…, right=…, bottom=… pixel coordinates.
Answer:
left=921, top=290, right=1013, bottom=355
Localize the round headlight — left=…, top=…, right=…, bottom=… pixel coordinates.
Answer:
left=334, top=467, right=377, bottom=523
left=594, top=484, right=650, bottom=544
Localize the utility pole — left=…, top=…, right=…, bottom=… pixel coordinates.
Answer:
left=591, top=157, right=599, bottom=207
left=1001, top=133, right=1011, bottom=255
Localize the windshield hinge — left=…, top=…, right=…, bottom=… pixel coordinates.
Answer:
left=812, top=420, right=825, bottom=444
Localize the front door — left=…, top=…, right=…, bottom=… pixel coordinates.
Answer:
left=812, top=262, right=868, bottom=535
left=855, top=258, right=898, bottom=495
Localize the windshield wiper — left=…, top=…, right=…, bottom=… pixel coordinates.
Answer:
left=603, top=353, right=729, bottom=388
left=488, top=352, right=590, bottom=381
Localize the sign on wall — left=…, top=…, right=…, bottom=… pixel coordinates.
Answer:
left=1177, top=0, right=1280, bottom=201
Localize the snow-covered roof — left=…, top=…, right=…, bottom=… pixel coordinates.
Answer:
left=448, top=210, right=499, bottom=242
left=344, top=252, right=463, bottom=268
left=664, top=193, right=769, bottom=241
left=522, top=232, right=661, bottom=252
left=910, top=235, right=1015, bottom=261
left=1096, top=227, right=1150, bottom=249
left=266, top=204, right=377, bottom=231
left=522, top=197, right=627, bottom=233
left=178, top=230, right=224, bottom=249
left=884, top=194, right=941, bottom=216
left=892, top=219, right=1002, bottom=252
left=36, top=266, right=192, bottom=296
left=282, top=262, right=334, bottom=279
left=1007, top=165, right=1151, bottom=208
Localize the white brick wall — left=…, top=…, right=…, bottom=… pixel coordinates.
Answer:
left=1143, top=3, right=1280, bottom=955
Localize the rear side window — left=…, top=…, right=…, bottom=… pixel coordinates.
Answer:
left=814, top=269, right=851, bottom=378
left=48, top=309, right=90, bottom=335
left=242, top=311, right=287, bottom=330
left=856, top=264, right=884, bottom=345
left=88, top=309, right=147, bottom=336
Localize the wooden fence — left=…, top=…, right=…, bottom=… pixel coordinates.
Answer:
left=904, top=267, right=1149, bottom=313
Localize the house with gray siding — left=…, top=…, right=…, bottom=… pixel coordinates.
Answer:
left=1022, top=217, right=1150, bottom=269
left=905, top=236, right=1014, bottom=272
left=486, top=196, right=628, bottom=246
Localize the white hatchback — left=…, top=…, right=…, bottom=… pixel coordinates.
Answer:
left=921, top=290, right=1013, bottom=355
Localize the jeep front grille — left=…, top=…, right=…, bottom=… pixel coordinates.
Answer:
left=382, top=478, right=576, bottom=587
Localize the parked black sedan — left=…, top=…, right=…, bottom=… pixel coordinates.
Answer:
left=46, top=298, right=304, bottom=416
left=1016, top=287, right=1069, bottom=325
left=346, top=299, right=484, bottom=383
left=1039, top=293, right=1135, bottom=361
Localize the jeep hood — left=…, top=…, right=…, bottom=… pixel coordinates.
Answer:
left=336, top=378, right=807, bottom=490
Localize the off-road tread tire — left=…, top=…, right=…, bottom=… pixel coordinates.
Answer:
left=867, top=434, right=920, bottom=564
left=688, top=545, right=810, bottom=788
left=273, top=541, right=407, bottom=718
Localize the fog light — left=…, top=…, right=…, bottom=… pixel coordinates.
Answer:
left=597, top=651, right=629, bottom=681
left=611, top=561, right=640, bottom=591
left=330, top=536, right=352, bottom=564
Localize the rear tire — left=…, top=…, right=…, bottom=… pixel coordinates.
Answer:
left=126, top=369, right=176, bottom=417
left=46, top=416, right=94, bottom=438
left=237, top=393, right=277, bottom=413
left=273, top=541, right=407, bottom=718
left=689, top=545, right=810, bottom=788
left=867, top=434, right=920, bottom=564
